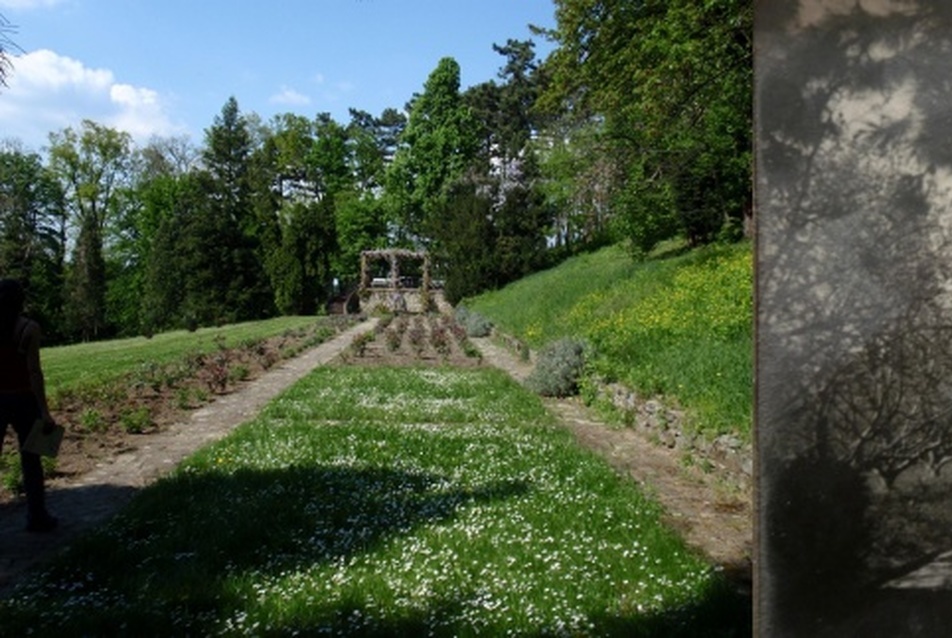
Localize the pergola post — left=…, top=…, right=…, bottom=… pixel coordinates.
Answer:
left=359, top=252, right=369, bottom=293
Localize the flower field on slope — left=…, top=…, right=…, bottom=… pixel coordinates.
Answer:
left=467, top=241, right=753, bottom=441
left=0, top=366, right=746, bottom=636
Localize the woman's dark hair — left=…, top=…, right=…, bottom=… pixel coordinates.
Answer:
left=0, top=278, right=25, bottom=346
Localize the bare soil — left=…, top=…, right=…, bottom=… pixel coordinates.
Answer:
left=2, top=319, right=358, bottom=489
left=0, top=314, right=752, bottom=598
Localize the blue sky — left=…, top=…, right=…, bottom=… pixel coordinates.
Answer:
left=0, top=0, right=557, bottom=151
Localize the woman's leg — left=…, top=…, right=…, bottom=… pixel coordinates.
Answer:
left=9, top=397, right=55, bottom=530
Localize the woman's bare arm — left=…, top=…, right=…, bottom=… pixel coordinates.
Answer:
left=22, top=321, right=54, bottom=424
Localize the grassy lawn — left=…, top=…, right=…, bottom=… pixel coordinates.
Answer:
left=466, top=241, right=753, bottom=441
left=41, top=316, right=332, bottom=394
left=0, top=366, right=747, bottom=636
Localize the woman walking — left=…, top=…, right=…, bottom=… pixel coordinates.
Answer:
left=0, top=279, right=58, bottom=532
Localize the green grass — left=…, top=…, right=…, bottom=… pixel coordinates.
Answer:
left=466, top=240, right=753, bottom=441
left=467, top=243, right=648, bottom=347
left=0, top=366, right=747, bottom=636
left=41, top=316, right=328, bottom=394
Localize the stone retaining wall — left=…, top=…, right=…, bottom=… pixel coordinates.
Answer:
left=595, top=381, right=753, bottom=490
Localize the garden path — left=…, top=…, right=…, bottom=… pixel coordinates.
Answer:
left=471, top=336, right=752, bottom=591
left=0, top=320, right=751, bottom=600
left=0, top=318, right=378, bottom=596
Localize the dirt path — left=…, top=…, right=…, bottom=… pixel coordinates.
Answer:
left=0, top=321, right=751, bottom=598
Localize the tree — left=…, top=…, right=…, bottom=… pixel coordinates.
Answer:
left=124, top=137, right=202, bottom=335
left=269, top=198, right=337, bottom=314
left=0, top=145, right=67, bottom=341
left=333, top=190, right=387, bottom=286
left=201, top=97, right=273, bottom=321
left=268, top=112, right=315, bottom=199
left=0, top=13, right=16, bottom=88
left=530, top=113, right=619, bottom=256
left=384, top=57, right=480, bottom=246
left=541, top=0, right=752, bottom=255
left=203, top=97, right=252, bottom=226
left=308, top=113, right=351, bottom=200
left=491, top=39, right=543, bottom=163
left=347, top=108, right=406, bottom=194
left=490, top=153, right=550, bottom=285
left=139, top=135, right=198, bottom=180
left=375, top=107, right=407, bottom=166
left=47, top=120, right=134, bottom=340
left=431, top=179, right=496, bottom=304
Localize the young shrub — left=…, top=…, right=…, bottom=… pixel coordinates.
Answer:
left=228, top=364, right=250, bottom=383
left=407, top=318, right=426, bottom=355
left=375, top=313, right=395, bottom=333
left=384, top=327, right=403, bottom=352
left=204, top=354, right=230, bottom=394
left=454, top=305, right=493, bottom=337
left=119, top=406, right=152, bottom=434
left=462, top=341, right=483, bottom=362
left=350, top=331, right=375, bottom=357
left=430, top=325, right=451, bottom=359
left=175, top=387, right=195, bottom=410
left=525, top=338, right=588, bottom=397
left=78, top=408, right=108, bottom=433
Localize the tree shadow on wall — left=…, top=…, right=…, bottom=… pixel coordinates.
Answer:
left=758, top=2, right=952, bottom=634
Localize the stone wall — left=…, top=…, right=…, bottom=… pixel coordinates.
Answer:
left=596, top=381, right=752, bottom=490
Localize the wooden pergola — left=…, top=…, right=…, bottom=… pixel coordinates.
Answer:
left=358, top=249, right=432, bottom=293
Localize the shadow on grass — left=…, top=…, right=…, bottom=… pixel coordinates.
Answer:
left=587, top=577, right=751, bottom=638
left=0, top=482, right=140, bottom=596
left=0, top=464, right=750, bottom=636
left=0, top=465, right=528, bottom=634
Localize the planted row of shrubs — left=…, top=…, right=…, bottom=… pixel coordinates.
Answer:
left=1, top=321, right=347, bottom=500
left=348, top=312, right=484, bottom=362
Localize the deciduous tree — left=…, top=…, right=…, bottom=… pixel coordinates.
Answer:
left=48, top=120, right=134, bottom=340
left=201, top=97, right=273, bottom=321
left=385, top=57, right=480, bottom=246
left=541, top=0, right=752, bottom=255
left=0, top=145, right=67, bottom=341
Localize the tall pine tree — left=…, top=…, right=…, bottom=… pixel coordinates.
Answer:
left=201, top=96, right=273, bottom=322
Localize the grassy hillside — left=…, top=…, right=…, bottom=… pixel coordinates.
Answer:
left=466, top=240, right=753, bottom=441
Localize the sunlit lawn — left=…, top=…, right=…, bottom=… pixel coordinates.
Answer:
left=0, top=366, right=747, bottom=636
left=41, top=316, right=329, bottom=393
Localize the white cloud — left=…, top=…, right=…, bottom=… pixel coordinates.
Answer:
left=0, top=49, right=186, bottom=150
left=9, top=49, right=112, bottom=94
left=269, top=85, right=311, bottom=107
left=0, top=0, right=64, bottom=9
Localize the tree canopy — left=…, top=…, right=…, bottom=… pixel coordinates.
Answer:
left=0, top=5, right=752, bottom=342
